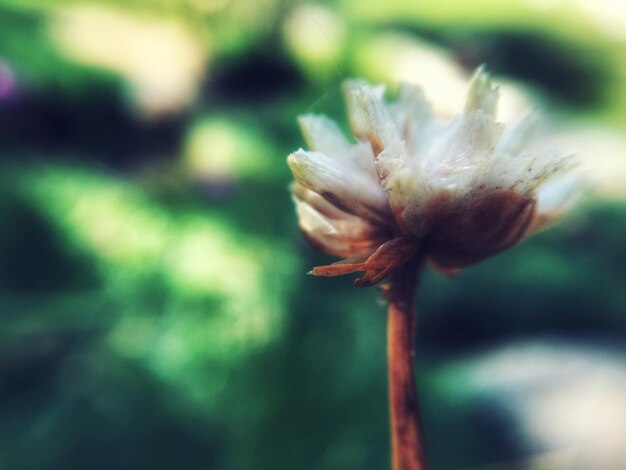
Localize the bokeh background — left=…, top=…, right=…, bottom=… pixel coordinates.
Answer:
left=1, top=0, right=625, bottom=469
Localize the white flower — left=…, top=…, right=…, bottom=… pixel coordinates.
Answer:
left=287, top=67, right=579, bottom=286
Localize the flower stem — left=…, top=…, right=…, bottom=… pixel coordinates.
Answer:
left=386, top=255, right=426, bottom=470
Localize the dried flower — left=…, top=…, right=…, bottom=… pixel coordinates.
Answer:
left=288, top=67, right=578, bottom=286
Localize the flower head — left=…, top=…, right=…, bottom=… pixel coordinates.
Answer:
left=288, top=67, right=579, bottom=286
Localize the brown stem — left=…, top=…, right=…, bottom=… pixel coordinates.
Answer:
left=386, top=255, right=426, bottom=470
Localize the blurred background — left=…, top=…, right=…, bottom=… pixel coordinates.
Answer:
left=0, top=0, right=625, bottom=469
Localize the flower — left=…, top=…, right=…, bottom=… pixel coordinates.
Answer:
left=287, top=67, right=579, bottom=287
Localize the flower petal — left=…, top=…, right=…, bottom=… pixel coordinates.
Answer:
left=514, top=152, right=578, bottom=195
left=424, top=110, right=505, bottom=192
left=347, top=84, right=433, bottom=234
left=291, top=182, right=346, bottom=220
left=298, top=114, right=352, bottom=157
left=527, top=174, right=584, bottom=233
left=349, top=85, right=404, bottom=161
left=395, top=109, right=504, bottom=237
left=343, top=79, right=386, bottom=139
left=292, top=184, right=390, bottom=258
left=287, top=149, right=392, bottom=224
left=387, top=83, right=433, bottom=155
left=497, top=112, right=538, bottom=157
left=488, top=112, right=577, bottom=195
left=535, top=174, right=582, bottom=214
left=299, top=114, right=379, bottom=178
left=464, top=66, right=499, bottom=117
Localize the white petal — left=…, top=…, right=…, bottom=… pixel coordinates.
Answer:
left=346, top=140, right=380, bottom=179
left=464, top=66, right=499, bottom=117
left=292, top=188, right=388, bottom=257
left=298, top=113, right=379, bottom=179
left=498, top=112, right=539, bottom=156
left=287, top=149, right=391, bottom=224
left=515, top=152, right=579, bottom=195
left=347, top=84, right=436, bottom=233
left=486, top=113, right=576, bottom=193
left=349, top=85, right=401, bottom=158
left=343, top=79, right=385, bottom=138
left=528, top=173, right=583, bottom=232
left=536, top=174, right=582, bottom=214
left=387, top=83, right=433, bottom=156
left=298, top=114, right=352, bottom=157
left=291, top=182, right=347, bottom=220
left=294, top=194, right=337, bottom=235
left=424, top=110, right=504, bottom=192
